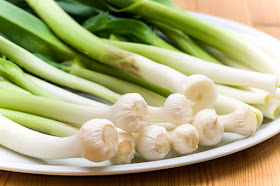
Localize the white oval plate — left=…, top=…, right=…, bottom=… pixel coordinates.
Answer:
left=1, top=12, right=280, bottom=176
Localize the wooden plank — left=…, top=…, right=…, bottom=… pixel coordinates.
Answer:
left=172, top=0, right=196, bottom=11
left=194, top=0, right=251, bottom=25
left=254, top=25, right=280, bottom=39
left=247, top=0, right=280, bottom=26
left=173, top=0, right=251, bottom=25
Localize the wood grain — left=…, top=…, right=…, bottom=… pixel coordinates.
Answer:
left=1, top=0, right=280, bottom=185
left=246, top=0, right=280, bottom=26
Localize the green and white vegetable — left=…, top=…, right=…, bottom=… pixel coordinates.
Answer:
left=216, top=84, right=270, bottom=104
left=84, top=58, right=172, bottom=98
left=252, top=98, right=280, bottom=120
left=27, top=72, right=193, bottom=125
left=192, top=109, right=224, bottom=146
left=0, top=77, right=30, bottom=94
left=0, top=0, right=277, bottom=165
left=0, top=105, right=135, bottom=164
left=136, top=125, right=171, bottom=161
left=105, top=40, right=279, bottom=94
left=168, top=124, right=199, bottom=155
left=214, top=95, right=263, bottom=127
left=103, top=0, right=280, bottom=74
left=26, top=0, right=218, bottom=113
left=0, top=58, right=60, bottom=100
left=152, top=21, right=221, bottom=64
left=0, top=89, right=148, bottom=133
left=0, top=116, right=118, bottom=162
left=109, top=129, right=136, bottom=165
left=244, top=34, right=280, bottom=64
left=0, top=35, right=121, bottom=103
left=148, top=93, right=193, bottom=124
left=218, top=107, right=257, bottom=136
left=70, top=58, right=166, bottom=106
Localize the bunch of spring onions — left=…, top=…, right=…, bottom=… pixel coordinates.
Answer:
left=0, top=0, right=278, bottom=164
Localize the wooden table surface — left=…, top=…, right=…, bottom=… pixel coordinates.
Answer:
left=1, top=0, right=280, bottom=185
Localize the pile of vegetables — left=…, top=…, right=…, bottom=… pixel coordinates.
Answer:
left=0, top=0, right=279, bottom=165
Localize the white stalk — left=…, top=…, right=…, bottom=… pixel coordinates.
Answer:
left=204, top=36, right=280, bottom=83
left=214, top=95, right=263, bottom=127
left=0, top=116, right=118, bottom=162
left=237, top=33, right=280, bottom=64
left=136, top=125, right=171, bottom=161
left=25, top=73, right=107, bottom=107
left=202, top=44, right=252, bottom=71
left=248, top=89, right=280, bottom=119
left=250, top=87, right=280, bottom=102
left=168, top=124, right=199, bottom=155
left=214, top=28, right=280, bottom=74
left=218, top=107, right=257, bottom=136
left=192, top=109, right=224, bottom=146
left=109, top=129, right=136, bottom=165
left=274, top=88, right=280, bottom=100
left=106, top=40, right=279, bottom=94
left=252, top=98, right=280, bottom=120
left=216, top=84, right=270, bottom=104
left=148, top=93, right=193, bottom=125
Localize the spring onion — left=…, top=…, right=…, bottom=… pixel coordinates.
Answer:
left=192, top=109, right=224, bottom=146
left=201, top=43, right=254, bottom=71
left=27, top=73, right=193, bottom=126
left=103, top=0, right=280, bottom=74
left=105, top=40, right=278, bottom=93
left=0, top=35, right=121, bottom=103
left=0, top=0, right=174, bottom=98
left=0, top=89, right=149, bottom=133
left=0, top=77, right=30, bottom=94
left=216, top=84, right=270, bottom=104
left=84, top=59, right=172, bottom=97
left=109, top=129, right=136, bottom=164
left=168, top=124, right=199, bottom=155
left=136, top=125, right=171, bottom=161
left=0, top=106, right=135, bottom=164
left=218, top=107, right=257, bottom=136
left=252, top=98, right=280, bottom=120
left=0, top=108, right=78, bottom=137
left=214, top=95, right=263, bottom=127
left=0, top=116, right=118, bottom=162
left=26, top=0, right=218, bottom=113
left=152, top=21, right=221, bottom=64
left=148, top=93, right=193, bottom=124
